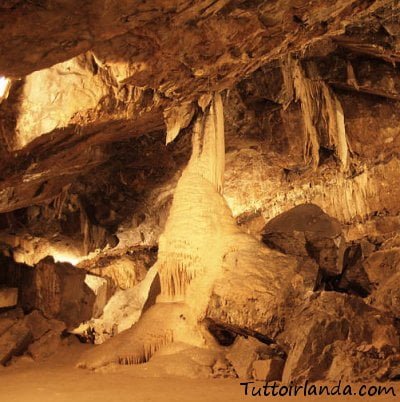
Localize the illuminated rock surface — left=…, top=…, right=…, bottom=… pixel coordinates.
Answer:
left=0, top=0, right=400, bottom=390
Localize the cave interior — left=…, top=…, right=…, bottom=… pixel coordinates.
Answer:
left=1, top=0, right=400, bottom=398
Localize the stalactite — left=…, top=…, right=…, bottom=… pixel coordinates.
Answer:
left=190, top=92, right=225, bottom=193
left=293, top=60, right=350, bottom=171
left=280, top=55, right=295, bottom=110
left=164, top=102, right=195, bottom=145
left=78, top=201, right=107, bottom=255
left=321, top=85, right=350, bottom=171
left=293, top=61, right=321, bottom=169
left=51, top=186, right=69, bottom=219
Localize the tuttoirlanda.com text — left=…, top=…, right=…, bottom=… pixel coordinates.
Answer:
left=240, top=380, right=396, bottom=397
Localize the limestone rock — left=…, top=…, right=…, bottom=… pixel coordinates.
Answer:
left=81, top=248, right=157, bottom=291
left=252, top=358, right=285, bottom=382
left=0, top=287, right=17, bottom=308
left=84, top=275, right=108, bottom=319
left=0, top=317, right=16, bottom=338
left=262, top=204, right=345, bottom=277
left=23, top=310, right=66, bottom=341
left=27, top=331, right=64, bottom=361
left=72, top=265, right=159, bottom=344
left=338, top=243, right=372, bottom=297
left=0, top=308, right=23, bottom=337
left=20, top=256, right=95, bottom=328
left=362, top=247, right=400, bottom=317
left=164, top=102, right=195, bottom=145
left=206, top=242, right=303, bottom=341
left=212, top=357, right=237, bottom=379
left=369, top=272, right=400, bottom=318
left=226, top=336, right=273, bottom=379
left=0, top=320, right=32, bottom=365
left=363, top=248, right=400, bottom=286
left=280, top=291, right=399, bottom=383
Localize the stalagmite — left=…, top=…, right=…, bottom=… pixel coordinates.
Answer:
left=78, top=92, right=299, bottom=370
left=157, top=92, right=226, bottom=303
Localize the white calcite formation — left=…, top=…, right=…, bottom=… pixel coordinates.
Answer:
left=78, top=93, right=301, bottom=369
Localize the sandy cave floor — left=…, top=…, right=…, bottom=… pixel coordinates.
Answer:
left=0, top=344, right=398, bottom=402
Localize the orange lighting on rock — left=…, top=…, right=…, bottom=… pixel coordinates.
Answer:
left=51, top=251, right=83, bottom=266
left=0, top=76, right=10, bottom=99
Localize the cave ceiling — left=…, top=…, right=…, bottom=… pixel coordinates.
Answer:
left=0, top=0, right=399, bottom=215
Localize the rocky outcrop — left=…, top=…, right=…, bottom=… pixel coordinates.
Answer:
left=19, top=257, right=95, bottom=329
left=80, top=247, right=158, bottom=291
left=363, top=248, right=400, bottom=317
left=0, top=287, right=17, bottom=308
left=280, top=291, right=399, bottom=383
left=0, top=319, right=32, bottom=366
left=338, top=243, right=372, bottom=297
left=262, top=204, right=345, bottom=287
left=226, top=336, right=285, bottom=381
left=0, top=309, right=67, bottom=365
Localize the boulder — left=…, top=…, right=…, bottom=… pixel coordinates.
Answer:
left=84, top=275, right=108, bottom=319
left=262, top=204, right=345, bottom=277
left=338, top=243, right=372, bottom=297
left=23, top=310, right=66, bottom=341
left=0, top=287, right=18, bottom=308
left=363, top=248, right=400, bottom=286
left=206, top=242, right=304, bottom=341
left=226, top=336, right=275, bottom=379
left=0, top=320, right=32, bottom=365
left=363, top=248, right=400, bottom=317
left=280, top=292, right=399, bottom=383
left=0, top=308, right=23, bottom=337
left=369, top=273, right=400, bottom=318
left=20, top=256, right=95, bottom=328
left=72, top=265, right=159, bottom=344
left=28, top=330, right=65, bottom=361
left=252, top=358, right=285, bottom=381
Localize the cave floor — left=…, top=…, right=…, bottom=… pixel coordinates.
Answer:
left=0, top=344, right=398, bottom=402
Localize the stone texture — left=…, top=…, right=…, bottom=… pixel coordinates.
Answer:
left=362, top=247, right=400, bottom=317
left=262, top=204, right=345, bottom=278
left=0, top=1, right=397, bottom=222
left=27, top=330, right=65, bottom=361
left=0, top=0, right=399, bottom=386
left=226, top=336, right=274, bottom=379
left=0, top=287, right=17, bottom=308
left=23, top=310, right=66, bottom=342
left=252, top=358, right=285, bottom=382
left=20, top=256, right=95, bottom=329
left=371, top=273, right=400, bottom=318
left=81, top=250, right=157, bottom=291
left=205, top=244, right=303, bottom=341
left=338, top=243, right=372, bottom=297
left=0, top=320, right=32, bottom=365
left=1, top=0, right=393, bottom=83
left=280, top=291, right=399, bottom=383
left=84, top=275, right=108, bottom=319
left=363, top=248, right=400, bottom=286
